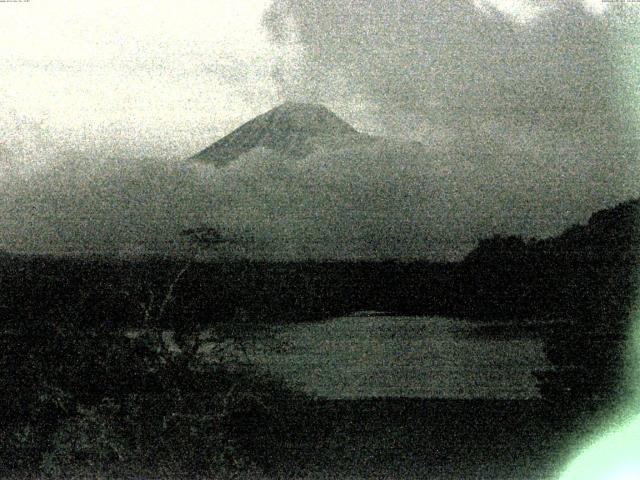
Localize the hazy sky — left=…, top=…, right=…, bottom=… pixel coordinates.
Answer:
left=0, top=0, right=639, bottom=259
left=1, top=0, right=634, bottom=156
left=0, top=0, right=285, bottom=158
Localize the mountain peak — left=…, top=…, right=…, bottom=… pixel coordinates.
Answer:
left=190, top=102, right=359, bottom=166
left=269, top=101, right=342, bottom=117
left=258, top=101, right=357, bottom=136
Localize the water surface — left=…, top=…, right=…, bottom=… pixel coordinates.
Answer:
left=253, top=316, right=551, bottom=399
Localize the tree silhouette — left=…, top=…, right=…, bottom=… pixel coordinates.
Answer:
left=180, top=226, right=233, bottom=250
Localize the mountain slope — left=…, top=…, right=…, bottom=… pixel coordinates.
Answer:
left=190, top=102, right=362, bottom=166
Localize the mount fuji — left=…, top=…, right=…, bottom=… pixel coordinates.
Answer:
left=191, top=102, right=388, bottom=166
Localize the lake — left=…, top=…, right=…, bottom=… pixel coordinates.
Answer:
left=251, top=315, right=552, bottom=400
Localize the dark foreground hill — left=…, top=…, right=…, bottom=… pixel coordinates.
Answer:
left=1, top=198, right=638, bottom=402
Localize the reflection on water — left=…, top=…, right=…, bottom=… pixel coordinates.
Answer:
left=252, top=316, right=551, bottom=399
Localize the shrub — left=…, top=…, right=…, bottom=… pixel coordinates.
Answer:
left=1, top=307, right=303, bottom=478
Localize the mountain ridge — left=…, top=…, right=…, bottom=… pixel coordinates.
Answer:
left=190, top=102, right=363, bottom=166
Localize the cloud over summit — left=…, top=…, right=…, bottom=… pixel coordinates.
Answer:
left=0, top=2, right=638, bottom=260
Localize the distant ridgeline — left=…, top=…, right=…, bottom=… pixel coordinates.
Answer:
left=0, top=198, right=638, bottom=407
left=462, top=197, right=639, bottom=322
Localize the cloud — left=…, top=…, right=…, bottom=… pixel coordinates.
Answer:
left=264, top=0, right=624, bottom=121
left=261, top=0, right=640, bottom=217
left=0, top=0, right=288, bottom=159
left=473, top=1, right=611, bottom=23
left=1, top=130, right=635, bottom=260
left=1, top=1, right=638, bottom=260
left=473, top=0, right=549, bottom=23
left=579, top=0, right=610, bottom=15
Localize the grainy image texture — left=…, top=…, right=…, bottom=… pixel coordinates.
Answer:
left=0, top=1, right=639, bottom=479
